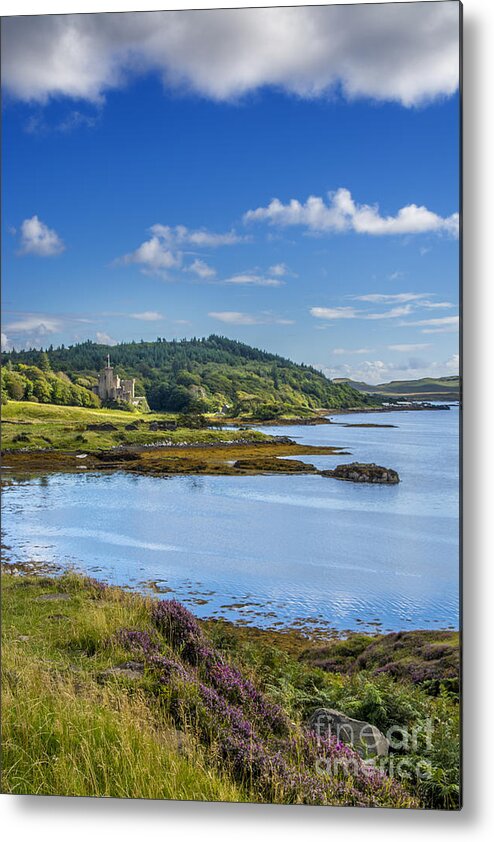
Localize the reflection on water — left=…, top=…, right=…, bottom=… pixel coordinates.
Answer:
left=1, top=407, right=460, bottom=633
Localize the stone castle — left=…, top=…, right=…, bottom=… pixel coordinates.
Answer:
left=93, top=355, right=143, bottom=406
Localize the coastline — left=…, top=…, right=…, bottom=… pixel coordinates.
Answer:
left=1, top=438, right=349, bottom=478
left=1, top=399, right=455, bottom=479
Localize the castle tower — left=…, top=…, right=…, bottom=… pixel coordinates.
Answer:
left=94, top=354, right=137, bottom=404
left=98, top=354, right=117, bottom=400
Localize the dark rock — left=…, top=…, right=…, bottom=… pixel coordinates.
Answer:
left=94, top=450, right=139, bottom=462
left=307, top=707, right=389, bottom=757
left=98, top=661, right=145, bottom=683
left=148, top=421, right=178, bottom=431
left=321, top=462, right=399, bottom=484
left=86, top=423, right=118, bottom=432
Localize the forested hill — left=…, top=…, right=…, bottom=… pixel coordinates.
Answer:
left=2, top=336, right=375, bottom=416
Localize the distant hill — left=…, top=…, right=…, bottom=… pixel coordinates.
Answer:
left=2, top=336, right=377, bottom=417
left=333, top=375, right=460, bottom=401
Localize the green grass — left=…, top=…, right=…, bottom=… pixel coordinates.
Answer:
left=1, top=401, right=269, bottom=453
left=1, top=572, right=246, bottom=800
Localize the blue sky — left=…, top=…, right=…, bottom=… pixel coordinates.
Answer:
left=1, top=4, right=460, bottom=383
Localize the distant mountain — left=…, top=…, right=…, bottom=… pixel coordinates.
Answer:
left=333, top=375, right=460, bottom=401
left=2, top=336, right=377, bottom=416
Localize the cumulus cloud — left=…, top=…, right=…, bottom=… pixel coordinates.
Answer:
left=269, top=263, right=289, bottom=277
left=322, top=352, right=459, bottom=386
left=117, top=224, right=245, bottom=279
left=118, top=236, right=180, bottom=278
left=245, top=188, right=459, bottom=238
left=4, top=314, right=63, bottom=334
left=209, top=311, right=293, bottom=326
left=2, top=5, right=459, bottom=107
left=129, top=311, right=164, bottom=321
left=96, top=331, right=118, bottom=346
left=1, top=333, right=11, bottom=351
left=187, top=259, right=216, bottom=279
left=446, top=353, right=460, bottom=370
left=18, top=215, right=65, bottom=256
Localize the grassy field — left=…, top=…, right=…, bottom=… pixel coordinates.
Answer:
left=1, top=401, right=269, bottom=453
left=1, top=400, right=349, bottom=476
left=2, top=569, right=460, bottom=807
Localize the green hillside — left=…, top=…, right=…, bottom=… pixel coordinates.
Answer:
left=333, top=375, right=460, bottom=401
left=2, top=336, right=376, bottom=417
left=1, top=359, right=101, bottom=409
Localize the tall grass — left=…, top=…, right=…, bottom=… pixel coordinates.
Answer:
left=3, top=645, right=243, bottom=800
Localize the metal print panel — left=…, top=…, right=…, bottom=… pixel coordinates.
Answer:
left=1, top=1, right=461, bottom=809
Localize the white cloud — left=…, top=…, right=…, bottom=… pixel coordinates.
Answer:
left=25, top=109, right=99, bottom=135
left=311, top=306, right=358, bottom=320
left=2, top=312, right=98, bottom=349
left=129, top=311, right=164, bottom=321
left=420, top=300, right=454, bottom=310
left=96, top=331, right=118, bottom=346
left=406, top=315, right=460, bottom=334
left=118, top=235, right=180, bottom=278
left=364, top=305, right=414, bottom=320
left=269, top=263, right=289, bottom=277
left=311, top=304, right=414, bottom=321
left=209, top=311, right=293, bottom=326
left=2, top=313, right=65, bottom=349
left=117, top=224, right=245, bottom=279
left=322, top=352, right=459, bottom=386
left=446, top=353, right=460, bottom=370
left=209, top=311, right=260, bottom=326
left=332, top=347, right=374, bottom=356
left=4, top=314, right=63, bottom=334
left=354, top=293, right=433, bottom=304
left=150, top=224, right=245, bottom=248
left=388, top=343, right=432, bottom=352
left=1, top=333, right=11, bottom=351
left=187, top=259, right=216, bottom=279
left=2, top=5, right=459, bottom=107
left=224, top=273, right=284, bottom=287
left=19, top=215, right=65, bottom=256
left=245, top=187, right=459, bottom=238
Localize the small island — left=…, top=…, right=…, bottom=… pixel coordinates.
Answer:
left=321, top=462, right=400, bottom=484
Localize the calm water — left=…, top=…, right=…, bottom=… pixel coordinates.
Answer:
left=1, top=407, right=460, bottom=633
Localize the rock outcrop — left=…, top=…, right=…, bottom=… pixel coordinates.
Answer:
left=149, top=421, right=178, bottom=431
left=307, top=707, right=389, bottom=758
left=321, top=462, right=399, bottom=484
